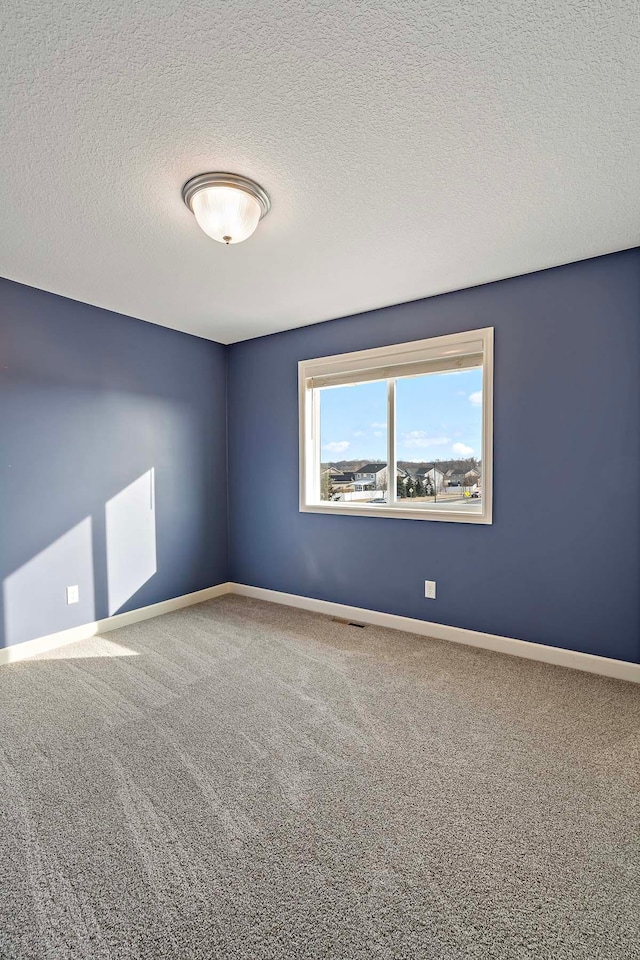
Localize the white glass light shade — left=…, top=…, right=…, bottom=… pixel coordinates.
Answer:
left=182, top=173, right=271, bottom=245
left=192, top=186, right=261, bottom=244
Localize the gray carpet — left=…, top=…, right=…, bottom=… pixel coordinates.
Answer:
left=0, top=595, right=638, bottom=960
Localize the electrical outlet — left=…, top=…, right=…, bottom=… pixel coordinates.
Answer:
left=66, top=585, right=79, bottom=605
left=424, top=580, right=436, bottom=600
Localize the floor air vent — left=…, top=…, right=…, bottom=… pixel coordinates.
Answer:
left=332, top=617, right=366, bottom=628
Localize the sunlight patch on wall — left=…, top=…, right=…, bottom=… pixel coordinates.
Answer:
left=106, top=469, right=157, bottom=615
left=3, top=517, right=95, bottom=648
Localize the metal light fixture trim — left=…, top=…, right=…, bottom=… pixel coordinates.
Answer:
left=182, top=172, right=271, bottom=244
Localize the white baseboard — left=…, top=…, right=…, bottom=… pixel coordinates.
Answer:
left=229, top=583, right=640, bottom=684
left=0, top=582, right=233, bottom=665
left=4, top=579, right=638, bottom=684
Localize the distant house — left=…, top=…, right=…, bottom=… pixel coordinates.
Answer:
left=398, top=466, right=433, bottom=493
left=446, top=472, right=465, bottom=488
left=463, top=466, right=481, bottom=485
left=445, top=468, right=480, bottom=492
left=353, top=463, right=387, bottom=491
left=331, top=471, right=355, bottom=487
left=415, top=465, right=446, bottom=493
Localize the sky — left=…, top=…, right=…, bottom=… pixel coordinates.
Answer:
left=320, top=368, right=483, bottom=462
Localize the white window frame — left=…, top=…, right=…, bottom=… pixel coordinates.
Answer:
left=299, top=327, right=493, bottom=524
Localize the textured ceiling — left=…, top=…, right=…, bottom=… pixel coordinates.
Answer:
left=1, top=1, right=638, bottom=343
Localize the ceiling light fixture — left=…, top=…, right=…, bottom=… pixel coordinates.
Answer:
left=182, top=172, right=271, bottom=245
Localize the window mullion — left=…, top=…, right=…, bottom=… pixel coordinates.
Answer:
left=311, top=387, right=320, bottom=503
left=387, top=379, right=396, bottom=506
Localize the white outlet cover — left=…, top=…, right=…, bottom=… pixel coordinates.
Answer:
left=424, top=580, right=437, bottom=600
left=66, top=585, right=79, bottom=605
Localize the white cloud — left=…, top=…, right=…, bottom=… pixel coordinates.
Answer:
left=373, top=431, right=383, bottom=438
left=401, top=431, right=451, bottom=449
left=352, top=430, right=365, bottom=437
left=468, top=390, right=482, bottom=406
left=323, top=441, right=350, bottom=454
left=370, top=422, right=386, bottom=429
left=452, top=442, right=474, bottom=457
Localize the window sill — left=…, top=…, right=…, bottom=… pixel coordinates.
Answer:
left=300, top=502, right=492, bottom=524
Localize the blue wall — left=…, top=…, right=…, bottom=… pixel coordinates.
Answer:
left=3, top=252, right=639, bottom=662
left=228, top=250, right=640, bottom=665
left=0, top=279, right=228, bottom=649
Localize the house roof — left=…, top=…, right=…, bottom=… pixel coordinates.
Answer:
left=331, top=473, right=355, bottom=483
left=355, top=463, right=387, bottom=474
left=412, top=466, right=445, bottom=479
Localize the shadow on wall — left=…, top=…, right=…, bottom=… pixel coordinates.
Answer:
left=3, top=470, right=157, bottom=649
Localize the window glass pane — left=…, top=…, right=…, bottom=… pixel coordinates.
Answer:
left=319, top=380, right=388, bottom=503
left=395, top=367, right=483, bottom=513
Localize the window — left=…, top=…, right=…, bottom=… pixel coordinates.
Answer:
left=299, top=327, right=493, bottom=523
